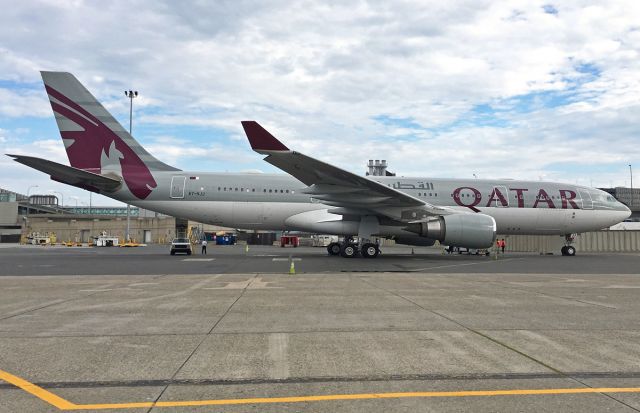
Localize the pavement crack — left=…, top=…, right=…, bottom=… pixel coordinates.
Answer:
left=358, top=276, right=640, bottom=412
left=0, top=288, right=111, bottom=322
left=145, top=273, right=257, bottom=413
left=485, top=281, right=618, bottom=310
left=6, top=371, right=640, bottom=390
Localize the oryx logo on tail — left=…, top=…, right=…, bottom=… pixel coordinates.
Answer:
left=44, top=84, right=156, bottom=199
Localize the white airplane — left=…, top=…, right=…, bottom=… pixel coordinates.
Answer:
left=8, top=72, right=631, bottom=257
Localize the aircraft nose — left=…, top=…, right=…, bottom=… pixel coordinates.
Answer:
left=617, top=203, right=632, bottom=222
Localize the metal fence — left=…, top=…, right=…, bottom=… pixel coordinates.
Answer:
left=505, top=231, right=640, bottom=253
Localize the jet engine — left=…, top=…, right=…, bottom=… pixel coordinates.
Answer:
left=393, top=237, right=437, bottom=247
left=406, top=213, right=496, bottom=248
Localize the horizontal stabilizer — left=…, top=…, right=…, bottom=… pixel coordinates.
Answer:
left=7, top=154, right=122, bottom=193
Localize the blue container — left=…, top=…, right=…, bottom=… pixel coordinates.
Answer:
left=216, top=235, right=237, bottom=245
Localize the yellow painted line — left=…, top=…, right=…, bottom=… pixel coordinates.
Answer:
left=0, top=368, right=76, bottom=410
left=4, top=368, right=640, bottom=410
left=69, top=388, right=640, bottom=410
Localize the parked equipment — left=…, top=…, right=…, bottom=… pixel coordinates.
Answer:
left=280, top=235, right=299, bottom=248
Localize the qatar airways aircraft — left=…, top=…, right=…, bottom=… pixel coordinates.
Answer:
left=8, top=72, right=631, bottom=257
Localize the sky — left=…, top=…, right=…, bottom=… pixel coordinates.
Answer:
left=0, top=0, right=639, bottom=207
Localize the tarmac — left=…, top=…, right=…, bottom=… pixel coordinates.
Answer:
left=1, top=244, right=640, bottom=412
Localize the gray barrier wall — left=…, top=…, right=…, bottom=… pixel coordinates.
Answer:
left=504, top=231, right=640, bottom=253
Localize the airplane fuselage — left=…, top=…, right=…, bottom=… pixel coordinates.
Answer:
left=114, top=172, right=630, bottom=238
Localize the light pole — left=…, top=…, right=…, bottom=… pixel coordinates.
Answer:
left=26, top=185, right=38, bottom=215
left=124, top=90, right=138, bottom=242
left=49, top=190, right=64, bottom=211
left=70, top=196, right=79, bottom=212
left=630, top=164, right=634, bottom=209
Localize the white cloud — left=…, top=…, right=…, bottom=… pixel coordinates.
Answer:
left=143, top=135, right=256, bottom=169
left=0, top=0, right=638, bottom=189
left=0, top=88, right=50, bottom=117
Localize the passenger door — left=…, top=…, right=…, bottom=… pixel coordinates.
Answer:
left=170, top=176, right=186, bottom=199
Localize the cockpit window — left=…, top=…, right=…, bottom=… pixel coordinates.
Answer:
left=607, top=196, right=615, bottom=202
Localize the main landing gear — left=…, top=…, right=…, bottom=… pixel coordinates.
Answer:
left=327, top=237, right=380, bottom=258
left=561, top=233, right=577, bottom=256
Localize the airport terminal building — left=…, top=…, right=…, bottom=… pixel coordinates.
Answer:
left=0, top=188, right=234, bottom=244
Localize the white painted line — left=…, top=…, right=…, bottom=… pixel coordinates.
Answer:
left=409, top=258, right=521, bottom=271
left=79, top=289, right=115, bottom=292
left=204, top=277, right=282, bottom=289
left=272, top=258, right=302, bottom=262
left=182, top=258, right=215, bottom=262
left=268, top=333, right=290, bottom=379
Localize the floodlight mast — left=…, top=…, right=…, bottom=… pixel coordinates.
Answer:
left=124, top=90, right=139, bottom=242
left=630, top=164, right=634, bottom=209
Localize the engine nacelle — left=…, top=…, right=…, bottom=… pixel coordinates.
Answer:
left=406, top=213, right=496, bottom=248
left=393, top=237, right=437, bottom=247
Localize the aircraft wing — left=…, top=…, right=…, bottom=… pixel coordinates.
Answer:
left=7, top=154, right=122, bottom=193
left=241, top=121, right=453, bottom=221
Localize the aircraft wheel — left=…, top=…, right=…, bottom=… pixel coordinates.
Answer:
left=327, top=242, right=341, bottom=256
left=340, top=243, right=358, bottom=258
left=361, top=243, right=379, bottom=258
left=565, top=246, right=576, bottom=256
left=561, top=246, right=567, bottom=256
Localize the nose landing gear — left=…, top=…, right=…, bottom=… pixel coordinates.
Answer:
left=561, top=234, right=577, bottom=256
